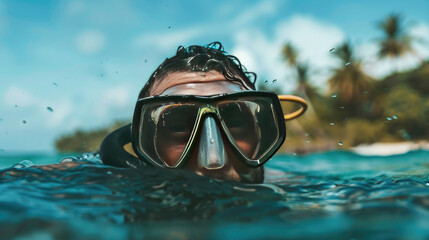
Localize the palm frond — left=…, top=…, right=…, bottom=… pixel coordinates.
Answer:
left=282, top=42, right=298, bottom=67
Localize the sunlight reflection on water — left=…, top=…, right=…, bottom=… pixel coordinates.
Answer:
left=0, top=150, right=429, bottom=239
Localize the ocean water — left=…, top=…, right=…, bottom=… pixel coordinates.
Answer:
left=1, top=150, right=429, bottom=239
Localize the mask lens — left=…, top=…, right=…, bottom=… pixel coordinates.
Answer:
left=218, top=97, right=280, bottom=160
left=138, top=102, right=199, bottom=167
left=134, top=93, right=284, bottom=168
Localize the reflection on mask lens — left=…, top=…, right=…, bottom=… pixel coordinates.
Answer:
left=140, top=103, right=199, bottom=167
left=137, top=95, right=282, bottom=167
left=218, top=98, right=279, bottom=160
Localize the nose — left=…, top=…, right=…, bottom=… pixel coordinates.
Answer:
left=197, top=116, right=226, bottom=169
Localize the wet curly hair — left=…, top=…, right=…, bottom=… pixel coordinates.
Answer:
left=138, top=42, right=257, bottom=98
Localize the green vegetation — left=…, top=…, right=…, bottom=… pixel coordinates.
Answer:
left=277, top=13, right=428, bottom=153
left=377, top=14, right=415, bottom=60
left=279, top=61, right=429, bottom=153
left=55, top=14, right=429, bottom=154
left=55, top=121, right=129, bottom=153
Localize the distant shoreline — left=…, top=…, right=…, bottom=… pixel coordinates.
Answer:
left=281, top=140, right=429, bottom=156
left=351, top=141, right=429, bottom=156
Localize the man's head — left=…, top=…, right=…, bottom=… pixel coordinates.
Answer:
left=132, top=42, right=282, bottom=183
left=138, top=42, right=256, bottom=98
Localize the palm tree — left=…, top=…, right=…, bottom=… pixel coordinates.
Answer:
left=282, top=42, right=318, bottom=98
left=377, top=14, right=416, bottom=61
left=328, top=42, right=373, bottom=115
left=294, top=63, right=319, bottom=99
left=282, top=42, right=298, bottom=67
left=281, top=43, right=332, bottom=144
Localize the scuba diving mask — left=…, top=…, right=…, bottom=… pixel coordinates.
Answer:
left=131, top=91, right=307, bottom=168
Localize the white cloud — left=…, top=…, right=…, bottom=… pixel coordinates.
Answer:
left=102, top=87, right=129, bottom=106
left=357, top=22, right=429, bottom=79
left=76, top=30, right=106, bottom=55
left=232, top=1, right=277, bottom=27
left=3, top=86, right=74, bottom=129
left=232, top=47, right=259, bottom=74
left=61, top=0, right=139, bottom=27
left=232, top=15, right=345, bottom=93
left=64, top=0, right=86, bottom=16
left=357, top=43, right=420, bottom=79
left=132, top=1, right=279, bottom=52
left=3, top=87, right=36, bottom=107
left=274, top=16, right=345, bottom=66
left=133, top=27, right=205, bottom=50
left=232, top=29, right=291, bottom=89
left=95, top=86, right=131, bottom=118
left=410, top=22, right=429, bottom=60
left=42, top=101, right=73, bottom=128
left=132, top=1, right=280, bottom=51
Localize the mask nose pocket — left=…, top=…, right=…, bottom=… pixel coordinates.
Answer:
left=198, top=116, right=226, bottom=169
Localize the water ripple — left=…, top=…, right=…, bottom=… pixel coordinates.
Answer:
left=0, top=151, right=429, bottom=239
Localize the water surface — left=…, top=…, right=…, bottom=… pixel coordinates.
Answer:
left=1, top=150, right=429, bottom=239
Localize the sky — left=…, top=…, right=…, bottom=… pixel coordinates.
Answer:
left=0, top=0, right=428, bottom=153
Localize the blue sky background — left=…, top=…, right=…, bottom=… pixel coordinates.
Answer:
left=0, top=0, right=428, bottom=152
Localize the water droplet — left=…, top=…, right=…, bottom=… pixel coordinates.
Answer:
left=22, top=120, right=27, bottom=124
left=329, top=48, right=336, bottom=53
left=393, top=115, right=398, bottom=119
left=53, top=82, right=58, bottom=86
left=330, top=123, right=335, bottom=126
left=386, top=117, right=392, bottom=121
left=47, top=106, right=53, bottom=112
left=144, top=59, right=148, bottom=63
left=338, top=142, right=343, bottom=146
left=59, top=157, right=76, bottom=163
left=331, top=94, right=337, bottom=98
left=345, top=62, right=351, bottom=66
left=272, top=79, right=277, bottom=83
left=306, top=140, right=310, bottom=143
left=12, top=160, right=33, bottom=169
left=399, top=129, right=411, bottom=140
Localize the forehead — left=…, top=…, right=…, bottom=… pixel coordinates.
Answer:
left=161, top=81, right=243, bottom=96
left=150, top=71, right=245, bottom=96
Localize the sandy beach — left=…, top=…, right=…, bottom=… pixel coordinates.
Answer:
left=352, top=141, right=429, bottom=156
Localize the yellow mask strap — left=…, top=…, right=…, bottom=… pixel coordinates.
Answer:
left=278, top=95, right=308, bottom=121
left=123, top=142, right=138, bottom=157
